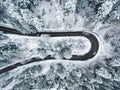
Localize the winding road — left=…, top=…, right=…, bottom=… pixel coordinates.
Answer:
left=0, top=26, right=99, bottom=74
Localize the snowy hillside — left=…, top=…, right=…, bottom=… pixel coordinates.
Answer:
left=0, top=0, right=120, bottom=90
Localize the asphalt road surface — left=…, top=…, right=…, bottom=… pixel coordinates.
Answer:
left=0, top=26, right=99, bottom=74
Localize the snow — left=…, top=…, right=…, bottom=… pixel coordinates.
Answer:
left=0, top=34, right=92, bottom=69
left=99, top=1, right=113, bottom=18
left=96, top=67, right=112, bottom=79
left=0, top=0, right=120, bottom=90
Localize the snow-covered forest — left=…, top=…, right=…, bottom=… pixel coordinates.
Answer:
left=0, top=0, right=120, bottom=90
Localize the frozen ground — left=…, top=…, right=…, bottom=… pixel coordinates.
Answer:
left=0, top=34, right=91, bottom=68
left=0, top=0, right=120, bottom=90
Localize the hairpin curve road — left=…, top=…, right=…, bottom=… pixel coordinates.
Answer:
left=0, top=26, right=100, bottom=74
